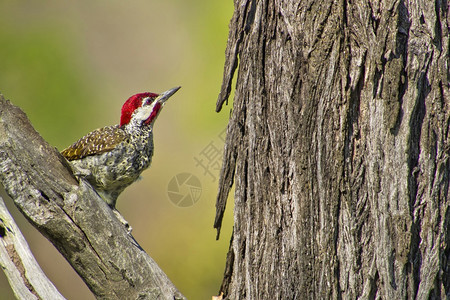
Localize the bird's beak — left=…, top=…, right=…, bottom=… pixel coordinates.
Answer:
left=155, top=86, right=181, bottom=104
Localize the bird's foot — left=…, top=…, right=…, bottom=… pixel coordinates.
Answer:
left=113, top=209, right=133, bottom=234
left=71, top=166, right=92, bottom=179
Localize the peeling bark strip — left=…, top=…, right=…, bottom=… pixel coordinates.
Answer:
left=0, top=96, right=185, bottom=299
left=216, top=0, right=449, bottom=299
left=5, top=244, right=38, bottom=296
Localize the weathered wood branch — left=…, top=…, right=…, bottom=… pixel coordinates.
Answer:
left=0, top=196, right=65, bottom=299
left=0, top=95, right=185, bottom=299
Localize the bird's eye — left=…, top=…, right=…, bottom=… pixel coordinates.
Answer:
left=143, top=97, right=153, bottom=106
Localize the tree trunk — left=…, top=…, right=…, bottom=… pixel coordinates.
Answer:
left=215, top=0, right=449, bottom=299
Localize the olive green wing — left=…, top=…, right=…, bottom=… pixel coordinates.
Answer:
left=61, top=125, right=127, bottom=161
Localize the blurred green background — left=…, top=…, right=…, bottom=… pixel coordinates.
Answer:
left=0, top=1, right=234, bottom=299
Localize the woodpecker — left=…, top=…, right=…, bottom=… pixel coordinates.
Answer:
left=61, top=87, right=180, bottom=208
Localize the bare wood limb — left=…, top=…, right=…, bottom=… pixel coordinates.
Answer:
left=0, top=95, right=185, bottom=299
left=0, top=196, right=65, bottom=299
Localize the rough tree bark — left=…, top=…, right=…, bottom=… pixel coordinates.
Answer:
left=215, top=0, right=449, bottom=299
left=0, top=96, right=185, bottom=299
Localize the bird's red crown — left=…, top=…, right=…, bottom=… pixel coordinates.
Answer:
left=120, top=92, right=158, bottom=127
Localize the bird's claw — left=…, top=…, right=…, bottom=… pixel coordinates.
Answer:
left=113, top=209, right=133, bottom=234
